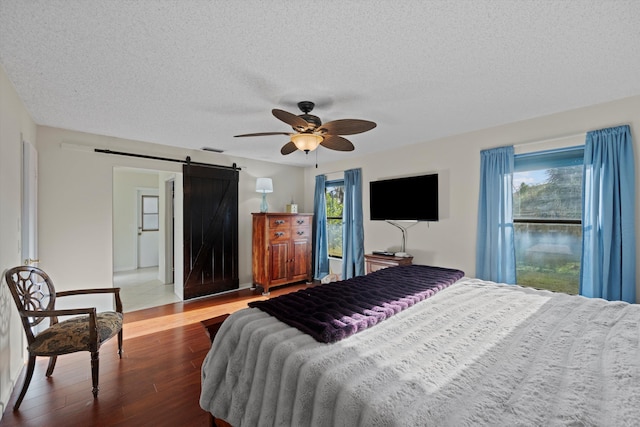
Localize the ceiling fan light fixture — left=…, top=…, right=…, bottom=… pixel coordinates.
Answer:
left=236, top=101, right=374, bottom=156
left=291, top=133, right=323, bottom=152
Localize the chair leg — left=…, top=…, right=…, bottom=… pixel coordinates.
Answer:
left=118, top=329, right=123, bottom=358
left=45, top=355, right=57, bottom=377
left=14, top=354, right=36, bottom=411
left=90, top=351, right=100, bottom=398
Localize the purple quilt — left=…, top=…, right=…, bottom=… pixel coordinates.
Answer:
left=248, top=264, right=464, bottom=343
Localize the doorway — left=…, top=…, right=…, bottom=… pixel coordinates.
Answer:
left=113, top=167, right=182, bottom=312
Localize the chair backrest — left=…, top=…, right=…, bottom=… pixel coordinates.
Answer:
left=4, top=266, right=57, bottom=344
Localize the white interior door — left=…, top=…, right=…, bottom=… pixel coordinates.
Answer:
left=137, top=189, right=159, bottom=268
left=22, top=140, right=38, bottom=266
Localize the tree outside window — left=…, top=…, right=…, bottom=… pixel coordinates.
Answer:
left=513, top=149, right=583, bottom=294
left=325, top=182, right=344, bottom=258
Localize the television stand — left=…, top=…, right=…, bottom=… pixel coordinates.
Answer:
left=365, top=253, right=413, bottom=274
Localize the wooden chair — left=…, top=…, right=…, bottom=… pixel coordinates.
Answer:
left=4, top=266, right=123, bottom=410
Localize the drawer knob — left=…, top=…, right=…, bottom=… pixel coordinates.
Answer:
left=296, top=219, right=304, bottom=224
left=275, top=219, right=285, bottom=225
left=297, top=231, right=305, bottom=235
left=275, top=232, right=285, bottom=237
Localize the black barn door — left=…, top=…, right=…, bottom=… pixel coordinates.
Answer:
left=183, top=164, right=239, bottom=300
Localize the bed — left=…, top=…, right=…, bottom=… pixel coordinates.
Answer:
left=200, top=264, right=640, bottom=426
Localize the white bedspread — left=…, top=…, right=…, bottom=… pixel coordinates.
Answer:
left=200, top=278, right=640, bottom=426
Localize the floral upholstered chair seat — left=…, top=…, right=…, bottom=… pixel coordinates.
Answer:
left=29, top=311, right=123, bottom=356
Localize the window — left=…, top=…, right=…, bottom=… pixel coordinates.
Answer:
left=513, top=147, right=583, bottom=294
left=325, top=180, right=344, bottom=258
left=141, top=195, right=159, bottom=231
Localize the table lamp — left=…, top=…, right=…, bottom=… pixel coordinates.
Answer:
left=256, top=178, right=273, bottom=212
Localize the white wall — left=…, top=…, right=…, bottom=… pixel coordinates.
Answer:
left=36, top=126, right=307, bottom=300
left=304, top=95, right=640, bottom=303
left=0, top=65, right=37, bottom=416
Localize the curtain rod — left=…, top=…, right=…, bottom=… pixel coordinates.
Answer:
left=513, top=131, right=586, bottom=148
left=94, top=149, right=240, bottom=170
left=317, top=167, right=363, bottom=176
left=499, top=122, right=629, bottom=150
left=321, top=170, right=346, bottom=176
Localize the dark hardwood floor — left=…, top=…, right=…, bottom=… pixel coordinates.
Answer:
left=0, top=283, right=312, bottom=427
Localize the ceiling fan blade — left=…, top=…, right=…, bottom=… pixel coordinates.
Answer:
left=280, top=141, right=298, bottom=155
left=234, top=131, right=291, bottom=137
left=272, top=109, right=310, bottom=131
left=320, top=135, right=355, bottom=152
left=318, top=119, right=377, bottom=135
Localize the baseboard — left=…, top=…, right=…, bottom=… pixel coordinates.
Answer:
left=113, top=265, right=137, bottom=273
left=0, top=362, right=24, bottom=419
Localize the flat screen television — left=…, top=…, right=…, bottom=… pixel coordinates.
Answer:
left=369, top=174, right=439, bottom=221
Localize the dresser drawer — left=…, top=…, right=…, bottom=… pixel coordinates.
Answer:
left=292, top=216, right=311, bottom=227
left=291, top=226, right=311, bottom=239
left=268, top=228, right=291, bottom=242
left=364, top=254, right=413, bottom=274
left=269, top=216, right=291, bottom=229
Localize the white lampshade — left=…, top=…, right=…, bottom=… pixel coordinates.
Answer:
left=256, top=177, right=273, bottom=193
left=291, top=133, right=323, bottom=152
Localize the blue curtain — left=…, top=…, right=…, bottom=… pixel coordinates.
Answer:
left=580, top=125, right=636, bottom=303
left=312, top=175, right=329, bottom=279
left=342, top=168, right=365, bottom=279
left=476, top=146, right=516, bottom=284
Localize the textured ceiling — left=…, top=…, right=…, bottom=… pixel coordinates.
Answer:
left=1, top=0, right=639, bottom=167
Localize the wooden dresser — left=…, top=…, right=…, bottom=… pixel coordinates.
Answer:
left=252, top=213, right=313, bottom=295
left=364, top=253, right=413, bottom=274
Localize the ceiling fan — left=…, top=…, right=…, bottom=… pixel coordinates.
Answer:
left=234, top=101, right=377, bottom=155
